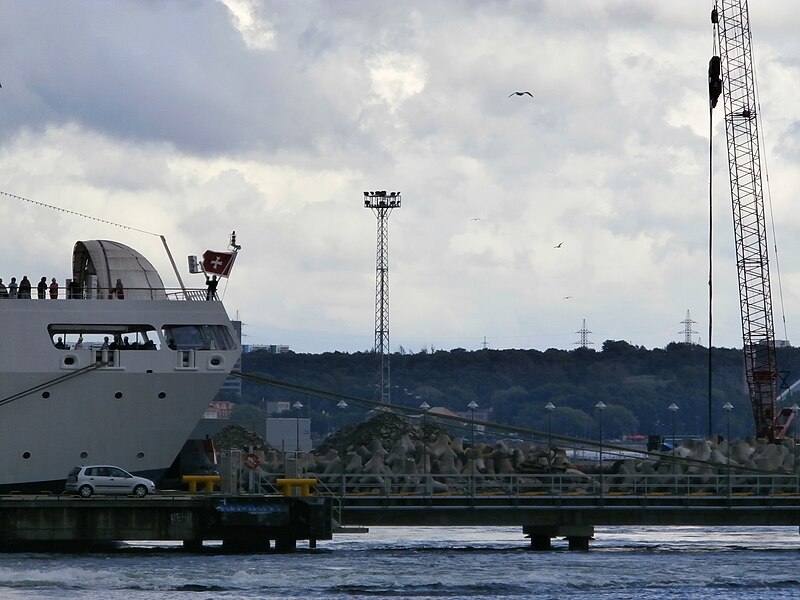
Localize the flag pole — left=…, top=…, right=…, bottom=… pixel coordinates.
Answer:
left=160, top=235, right=189, bottom=299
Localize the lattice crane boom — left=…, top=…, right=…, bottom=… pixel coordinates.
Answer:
left=712, top=1, right=792, bottom=439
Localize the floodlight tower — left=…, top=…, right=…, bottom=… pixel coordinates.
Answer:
left=364, top=190, right=401, bottom=404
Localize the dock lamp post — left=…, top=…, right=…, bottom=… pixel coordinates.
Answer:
left=293, top=401, right=303, bottom=453
left=467, top=400, right=478, bottom=448
left=336, top=399, right=348, bottom=491
left=337, top=399, right=348, bottom=432
left=595, top=401, right=606, bottom=497
left=723, top=402, right=733, bottom=498
left=668, top=403, right=679, bottom=474
left=420, top=401, right=430, bottom=489
left=467, top=400, right=478, bottom=495
left=544, top=402, right=555, bottom=472
left=792, top=404, right=800, bottom=479
left=668, top=403, right=679, bottom=494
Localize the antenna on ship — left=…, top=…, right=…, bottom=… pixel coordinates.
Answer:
left=364, top=191, right=401, bottom=405
left=160, top=236, right=189, bottom=298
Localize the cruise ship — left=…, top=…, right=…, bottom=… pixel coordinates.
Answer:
left=0, top=239, right=241, bottom=493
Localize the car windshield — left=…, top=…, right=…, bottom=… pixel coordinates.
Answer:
left=68, top=467, right=80, bottom=476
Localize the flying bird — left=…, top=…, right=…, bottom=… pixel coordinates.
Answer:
left=563, top=296, right=573, bottom=300
left=508, top=91, right=533, bottom=98
left=554, top=242, right=563, bottom=248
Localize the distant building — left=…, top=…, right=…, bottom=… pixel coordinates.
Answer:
left=242, top=344, right=291, bottom=354
left=204, top=400, right=235, bottom=419
left=266, top=400, right=291, bottom=416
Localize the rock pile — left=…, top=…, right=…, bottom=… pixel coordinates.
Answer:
left=238, top=413, right=800, bottom=495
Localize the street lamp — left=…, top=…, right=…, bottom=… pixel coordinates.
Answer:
left=792, top=404, right=800, bottom=475
left=467, top=400, right=478, bottom=448
left=595, top=401, right=606, bottom=497
left=544, top=402, right=555, bottom=471
left=467, top=400, right=478, bottom=494
left=420, top=401, right=430, bottom=484
left=668, top=403, right=679, bottom=476
left=723, top=401, right=733, bottom=498
left=293, top=400, right=303, bottom=452
left=336, top=399, right=348, bottom=490
left=337, top=399, right=348, bottom=432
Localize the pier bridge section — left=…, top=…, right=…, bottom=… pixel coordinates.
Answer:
left=314, top=472, right=800, bottom=550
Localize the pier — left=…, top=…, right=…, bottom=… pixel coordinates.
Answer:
left=320, top=472, right=800, bottom=550
left=3, top=471, right=800, bottom=552
left=0, top=493, right=332, bottom=552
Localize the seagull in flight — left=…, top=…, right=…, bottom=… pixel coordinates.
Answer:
left=563, top=296, right=573, bottom=300
left=554, top=242, right=563, bottom=248
left=508, top=91, right=533, bottom=98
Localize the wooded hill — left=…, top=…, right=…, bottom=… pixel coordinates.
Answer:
left=236, top=341, right=800, bottom=443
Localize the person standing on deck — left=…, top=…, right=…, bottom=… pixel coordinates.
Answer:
left=37, top=277, right=47, bottom=299
left=8, top=277, right=18, bottom=299
left=205, top=275, right=218, bottom=300
left=18, top=276, right=31, bottom=298
left=49, top=278, right=58, bottom=299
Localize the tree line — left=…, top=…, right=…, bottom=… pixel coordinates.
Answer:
left=233, top=341, right=800, bottom=443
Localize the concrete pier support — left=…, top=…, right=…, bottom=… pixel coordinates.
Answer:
left=530, top=535, right=552, bottom=551
left=182, top=539, right=203, bottom=552
left=567, top=535, right=590, bottom=551
left=523, top=525, right=594, bottom=551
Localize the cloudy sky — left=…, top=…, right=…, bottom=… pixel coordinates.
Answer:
left=2, top=1, right=800, bottom=354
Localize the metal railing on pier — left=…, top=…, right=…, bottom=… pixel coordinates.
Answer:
left=252, top=471, right=800, bottom=501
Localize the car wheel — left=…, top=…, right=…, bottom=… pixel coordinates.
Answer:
left=133, top=484, right=148, bottom=498
left=79, top=485, right=93, bottom=498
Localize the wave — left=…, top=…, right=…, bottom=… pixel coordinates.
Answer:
left=332, top=582, right=531, bottom=597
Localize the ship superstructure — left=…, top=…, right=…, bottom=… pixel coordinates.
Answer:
left=0, top=240, right=241, bottom=492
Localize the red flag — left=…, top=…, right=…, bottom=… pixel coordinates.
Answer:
left=202, top=250, right=236, bottom=277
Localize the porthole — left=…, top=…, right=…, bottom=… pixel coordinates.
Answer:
left=64, top=356, right=75, bottom=366
left=207, top=355, right=225, bottom=370
left=136, top=452, right=145, bottom=459
left=42, top=391, right=50, bottom=399
left=22, top=451, right=31, bottom=459
left=114, top=391, right=123, bottom=399
left=80, top=451, right=88, bottom=459
left=158, top=392, right=166, bottom=399
left=146, top=369, right=153, bottom=373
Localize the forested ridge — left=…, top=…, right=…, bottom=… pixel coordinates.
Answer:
left=237, top=341, right=800, bottom=441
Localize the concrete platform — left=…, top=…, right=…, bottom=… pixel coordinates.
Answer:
left=0, top=493, right=332, bottom=552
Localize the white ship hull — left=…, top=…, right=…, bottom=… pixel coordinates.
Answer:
left=0, top=240, right=241, bottom=492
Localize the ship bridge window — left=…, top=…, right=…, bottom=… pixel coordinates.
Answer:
left=48, top=324, right=160, bottom=350
left=162, top=324, right=234, bottom=351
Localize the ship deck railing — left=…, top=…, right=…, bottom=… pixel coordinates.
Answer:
left=6, top=286, right=217, bottom=301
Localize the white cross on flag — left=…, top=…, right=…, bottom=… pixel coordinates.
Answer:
left=202, top=250, right=236, bottom=278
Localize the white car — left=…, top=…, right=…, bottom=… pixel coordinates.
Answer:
left=65, top=465, right=156, bottom=498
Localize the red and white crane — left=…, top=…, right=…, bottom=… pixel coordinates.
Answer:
left=711, top=1, right=793, bottom=439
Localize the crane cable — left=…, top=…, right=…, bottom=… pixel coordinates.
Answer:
left=708, top=4, right=720, bottom=438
